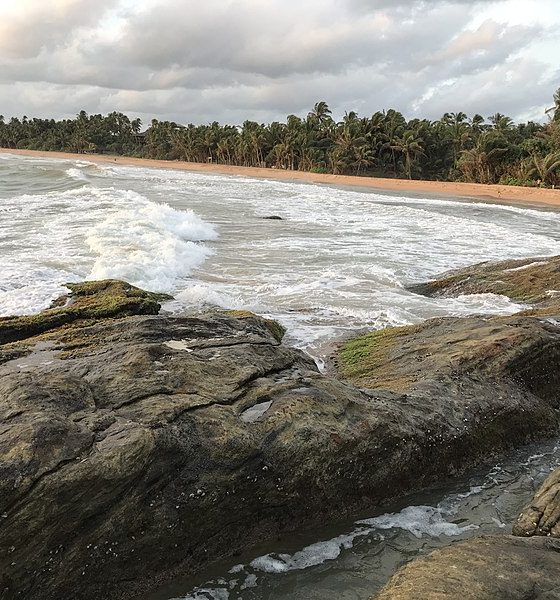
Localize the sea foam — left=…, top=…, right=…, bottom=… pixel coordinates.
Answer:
left=86, top=189, right=217, bottom=291
left=0, top=180, right=217, bottom=315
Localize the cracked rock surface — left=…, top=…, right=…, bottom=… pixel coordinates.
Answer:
left=1, top=280, right=560, bottom=599
left=514, top=465, right=560, bottom=538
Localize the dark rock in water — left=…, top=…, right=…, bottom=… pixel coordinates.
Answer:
left=1, top=280, right=560, bottom=599
left=407, top=254, right=560, bottom=311
left=514, top=466, right=560, bottom=537
left=373, top=535, right=560, bottom=599
left=262, top=215, right=284, bottom=220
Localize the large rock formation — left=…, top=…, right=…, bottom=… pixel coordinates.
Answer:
left=1, top=279, right=560, bottom=599
left=364, top=257, right=560, bottom=600
left=335, top=312, right=560, bottom=406
left=373, top=535, right=560, bottom=600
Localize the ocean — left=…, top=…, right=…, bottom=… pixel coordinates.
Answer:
left=2, top=152, right=560, bottom=599
left=1, top=152, right=559, bottom=363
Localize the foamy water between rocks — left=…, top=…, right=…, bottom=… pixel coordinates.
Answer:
left=2, top=153, right=560, bottom=599
left=2, top=152, right=560, bottom=360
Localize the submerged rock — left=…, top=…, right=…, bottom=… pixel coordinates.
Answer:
left=1, top=280, right=560, bottom=599
left=373, top=535, right=560, bottom=599
left=514, top=465, right=560, bottom=537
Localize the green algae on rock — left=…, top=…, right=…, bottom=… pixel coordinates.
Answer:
left=0, top=280, right=172, bottom=345
left=408, top=254, right=560, bottom=306
left=337, top=324, right=423, bottom=392
left=336, top=312, right=560, bottom=401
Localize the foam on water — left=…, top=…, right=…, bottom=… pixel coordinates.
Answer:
left=155, top=442, right=560, bottom=600
left=0, top=160, right=217, bottom=315
left=1, top=153, right=559, bottom=348
left=86, top=189, right=217, bottom=291
left=358, top=505, right=479, bottom=538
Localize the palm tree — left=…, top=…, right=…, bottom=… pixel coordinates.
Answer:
left=546, top=88, right=560, bottom=122
left=488, top=113, right=513, bottom=133
left=441, top=112, right=471, bottom=170
left=528, top=152, right=560, bottom=186
left=458, top=131, right=509, bottom=183
left=308, top=102, right=332, bottom=127
left=390, top=130, right=425, bottom=179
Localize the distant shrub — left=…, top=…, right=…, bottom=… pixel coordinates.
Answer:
left=499, top=175, right=534, bottom=187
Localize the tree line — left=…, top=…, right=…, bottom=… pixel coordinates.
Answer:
left=1, top=89, right=559, bottom=187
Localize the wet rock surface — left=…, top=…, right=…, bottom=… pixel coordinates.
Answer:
left=1, top=279, right=560, bottom=599
left=514, top=465, right=560, bottom=537
left=357, top=258, right=560, bottom=600
left=373, top=535, right=560, bottom=600
left=407, top=254, right=560, bottom=308
left=335, top=311, right=560, bottom=406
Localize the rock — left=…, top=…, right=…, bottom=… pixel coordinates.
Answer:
left=513, top=466, right=560, bottom=537
left=1, top=281, right=560, bottom=599
left=0, top=280, right=172, bottom=345
left=372, top=535, right=560, bottom=599
left=336, top=312, right=560, bottom=405
left=222, top=309, right=286, bottom=342
left=407, top=254, right=560, bottom=310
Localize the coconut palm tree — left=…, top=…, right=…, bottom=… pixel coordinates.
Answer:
left=528, top=152, right=560, bottom=186
left=546, top=88, right=560, bottom=122
left=390, top=130, right=425, bottom=179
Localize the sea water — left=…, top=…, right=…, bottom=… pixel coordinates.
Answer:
left=1, top=153, right=559, bottom=361
left=146, top=441, right=560, bottom=600
left=2, top=153, right=560, bottom=599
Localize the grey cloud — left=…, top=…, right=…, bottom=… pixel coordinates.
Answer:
left=0, top=0, right=557, bottom=124
left=0, top=0, right=116, bottom=59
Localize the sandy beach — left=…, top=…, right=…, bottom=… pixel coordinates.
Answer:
left=3, top=147, right=560, bottom=209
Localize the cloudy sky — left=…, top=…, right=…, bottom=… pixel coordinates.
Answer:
left=1, top=0, right=559, bottom=125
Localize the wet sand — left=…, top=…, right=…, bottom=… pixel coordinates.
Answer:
left=3, top=147, right=560, bottom=209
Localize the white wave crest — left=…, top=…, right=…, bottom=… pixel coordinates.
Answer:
left=65, top=167, right=89, bottom=182
left=86, top=189, right=217, bottom=292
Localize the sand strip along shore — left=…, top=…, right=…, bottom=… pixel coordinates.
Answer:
left=2, top=148, right=560, bottom=209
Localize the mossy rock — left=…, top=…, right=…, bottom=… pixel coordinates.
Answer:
left=337, top=324, right=423, bottom=392
left=408, top=255, right=560, bottom=306
left=336, top=310, right=560, bottom=399
left=0, top=280, right=173, bottom=345
left=223, top=309, right=286, bottom=343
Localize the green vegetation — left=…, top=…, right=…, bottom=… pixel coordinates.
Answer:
left=338, top=325, right=421, bottom=391
left=1, top=90, right=560, bottom=186
left=224, top=309, right=286, bottom=342
left=0, top=280, right=172, bottom=345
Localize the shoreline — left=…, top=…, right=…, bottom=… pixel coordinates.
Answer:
left=2, top=147, right=560, bottom=209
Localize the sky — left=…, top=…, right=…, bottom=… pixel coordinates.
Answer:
left=0, top=0, right=558, bottom=126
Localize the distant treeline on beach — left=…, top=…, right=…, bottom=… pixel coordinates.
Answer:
left=1, top=89, right=559, bottom=187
